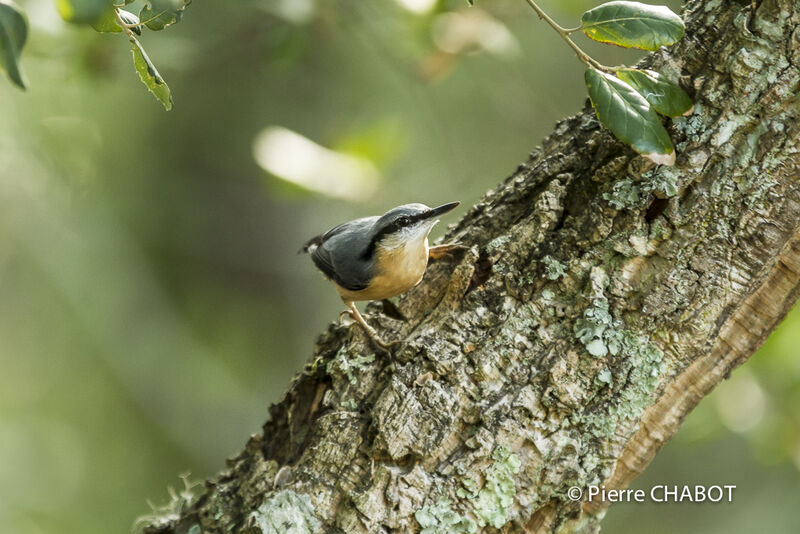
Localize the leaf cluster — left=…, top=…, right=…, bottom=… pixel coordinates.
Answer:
left=1, top=0, right=192, bottom=110
left=70, top=0, right=192, bottom=110
left=469, top=0, right=694, bottom=165
left=579, top=1, right=692, bottom=165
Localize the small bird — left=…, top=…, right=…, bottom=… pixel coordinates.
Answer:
left=302, top=202, right=462, bottom=349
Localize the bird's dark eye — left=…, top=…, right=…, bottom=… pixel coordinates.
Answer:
left=397, top=216, right=410, bottom=227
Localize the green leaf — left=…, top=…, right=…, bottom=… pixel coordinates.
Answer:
left=0, top=0, right=27, bottom=89
left=55, top=0, right=111, bottom=25
left=91, top=8, right=141, bottom=35
left=130, top=36, right=172, bottom=110
left=581, top=1, right=685, bottom=51
left=585, top=68, right=675, bottom=165
left=616, top=68, right=693, bottom=117
left=90, top=7, right=117, bottom=32
left=139, top=0, right=191, bottom=31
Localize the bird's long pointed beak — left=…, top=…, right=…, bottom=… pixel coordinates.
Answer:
left=423, top=201, right=460, bottom=220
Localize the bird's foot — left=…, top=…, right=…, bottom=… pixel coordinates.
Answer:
left=429, top=243, right=469, bottom=260
left=367, top=332, right=400, bottom=352
left=343, top=308, right=399, bottom=353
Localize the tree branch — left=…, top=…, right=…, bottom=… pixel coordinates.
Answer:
left=139, top=1, right=800, bottom=533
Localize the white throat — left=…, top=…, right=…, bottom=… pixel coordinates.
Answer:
left=381, top=220, right=438, bottom=250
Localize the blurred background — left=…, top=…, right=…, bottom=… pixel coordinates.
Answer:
left=0, top=1, right=797, bottom=533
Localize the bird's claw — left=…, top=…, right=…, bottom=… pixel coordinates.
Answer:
left=372, top=337, right=400, bottom=351
left=429, top=243, right=469, bottom=260
left=361, top=324, right=399, bottom=352
left=341, top=304, right=399, bottom=353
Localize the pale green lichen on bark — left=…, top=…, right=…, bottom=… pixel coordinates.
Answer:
left=542, top=255, right=567, bottom=280
left=649, top=217, right=670, bottom=240
left=594, top=368, right=612, bottom=386
left=326, top=346, right=375, bottom=385
left=469, top=446, right=521, bottom=529
left=579, top=329, right=665, bottom=439
left=414, top=498, right=477, bottom=534
left=486, top=235, right=511, bottom=253
left=573, top=275, right=615, bottom=358
left=569, top=263, right=667, bottom=439
left=672, top=101, right=706, bottom=140
left=641, top=166, right=680, bottom=197
left=248, top=490, right=320, bottom=534
left=456, top=476, right=480, bottom=500
left=602, top=166, right=680, bottom=211
left=603, top=178, right=644, bottom=210
left=416, top=446, right=521, bottom=533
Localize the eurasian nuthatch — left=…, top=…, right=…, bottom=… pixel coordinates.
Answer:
left=302, top=202, right=461, bottom=349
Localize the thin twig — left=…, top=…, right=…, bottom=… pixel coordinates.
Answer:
left=113, top=8, right=137, bottom=41
left=522, top=0, right=608, bottom=71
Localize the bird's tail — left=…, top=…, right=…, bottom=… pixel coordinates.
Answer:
left=299, top=235, right=322, bottom=254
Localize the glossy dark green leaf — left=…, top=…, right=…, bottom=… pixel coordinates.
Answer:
left=585, top=68, right=675, bottom=165
left=55, top=0, right=110, bottom=25
left=91, top=8, right=141, bottom=35
left=617, top=68, right=693, bottom=117
left=581, top=1, right=685, bottom=51
left=130, top=36, right=172, bottom=111
left=0, top=0, right=27, bottom=89
left=139, top=0, right=191, bottom=31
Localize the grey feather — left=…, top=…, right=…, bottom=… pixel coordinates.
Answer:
left=307, top=216, right=378, bottom=291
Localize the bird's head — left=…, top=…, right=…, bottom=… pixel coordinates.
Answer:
left=371, top=201, right=459, bottom=251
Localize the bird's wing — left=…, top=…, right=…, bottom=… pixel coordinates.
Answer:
left=308, top=217, right=377, bottom=291
left=310, top=242, right=345, bottom=286
left=301, top=216, right=371, bottom=253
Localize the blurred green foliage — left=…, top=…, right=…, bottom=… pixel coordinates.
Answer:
left=0, top=1, right=796, bottom=533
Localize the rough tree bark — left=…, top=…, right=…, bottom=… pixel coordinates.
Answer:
left=140, top=1, right=800, bottom=533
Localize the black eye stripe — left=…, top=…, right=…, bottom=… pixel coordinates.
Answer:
left=363, top=212, right=425, bottom=259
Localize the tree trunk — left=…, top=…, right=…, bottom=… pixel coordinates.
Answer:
left=139, top=1, right=800, bottom=533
